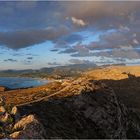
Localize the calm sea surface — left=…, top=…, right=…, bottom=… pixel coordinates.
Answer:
left=0, top=77, right=48, bottom=89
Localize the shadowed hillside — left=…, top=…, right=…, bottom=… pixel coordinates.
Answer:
left=83, top=66, right=140, bottom=113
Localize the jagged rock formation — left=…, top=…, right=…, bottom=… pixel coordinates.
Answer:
left=10, top=115, right=45, bottom=139
left=16, top=78, right=140, bottom=139
left=0, top=98, right=45, bottom=139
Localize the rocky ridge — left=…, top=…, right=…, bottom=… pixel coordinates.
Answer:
left=14, top=78, right=140, bottom=139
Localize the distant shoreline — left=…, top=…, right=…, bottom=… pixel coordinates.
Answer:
left=0, top=77, right=49, bottom=90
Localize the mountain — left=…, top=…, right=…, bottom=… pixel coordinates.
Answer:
left=0, top=63, right=97, bottom=78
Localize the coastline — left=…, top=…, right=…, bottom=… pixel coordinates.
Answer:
left=0, top=76, right=49, bottom=90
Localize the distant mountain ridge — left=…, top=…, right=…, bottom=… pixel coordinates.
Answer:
left=0, top=63, right=125, bottom=79
left=0, top=63, right=97, bottom=78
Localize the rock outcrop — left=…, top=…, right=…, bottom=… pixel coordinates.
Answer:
left=10, top=115, right=45, bottom=139
left=17, top=78, right=140, bottom=139
left=0, top=98, right=45, bottom=139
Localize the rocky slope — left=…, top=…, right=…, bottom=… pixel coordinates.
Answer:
left=1, top=66, right=140, bottom=138
left=83, top=66, right=140, bottom=113
left=14, top=78, right=140, bottom=139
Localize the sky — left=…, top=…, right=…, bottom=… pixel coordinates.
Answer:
left=0, top=1, right=140, bottom=70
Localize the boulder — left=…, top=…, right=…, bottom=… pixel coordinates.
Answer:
left=11, top=115, right=45, bottom=139
left=11, top=106, right=20, bottom=122
left=0, top=112, right=11, bottom=123
left=0, top=106, right=6, bottom=115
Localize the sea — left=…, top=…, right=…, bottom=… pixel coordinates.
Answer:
left=0, top=77, right=48, bottom=89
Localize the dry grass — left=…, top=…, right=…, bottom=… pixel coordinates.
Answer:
left=0, top=81, right=63, bottom=106
left=83, top=65, right=140, bottom=80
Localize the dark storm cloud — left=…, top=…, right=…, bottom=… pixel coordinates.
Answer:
left=0, top=26, right=69, bottom=49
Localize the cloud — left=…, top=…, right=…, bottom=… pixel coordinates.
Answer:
left=26, top=53, right=38, bottom=57
left=62, top=34, right=83, bottom=44
left=47, top=62, right=61, bottom=66
left=15, top=1, right=37, bottom=9
left=27, top=57, right=33, bottom=60
left=59, top=42, right=93, bottom=57
left=71, top=17, right=87, bottom=27
left=0, top=1, right=64, bottom=30
left=4, top=59, right=17, bottom=62
left=63, top=1, right=140, bottom=29
left=22, top=60, right=33, bottom=65
left=112, top=49, right=140, bottom=59
left=11, top=53, right=23, bottom=56
left=59, top=48, right=77, bottom=54
left=87, top=27, right=140, bottom=51
left=1, top=1, right=140, bottom=67
left=0, top=26, right=70, bottom=49
left=50, top=49, right=59, bottom=52
left=54, top=34, right=83, bottom=49
left=93, top=49, right=140, bottom=59
left=69, top=59, right=93, bottom=64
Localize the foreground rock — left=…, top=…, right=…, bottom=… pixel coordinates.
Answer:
left=10, top=115, right=45, bottom=139
left=17, top=78, right=140, bottom=139
left=0, top=99, right=45, bottom=139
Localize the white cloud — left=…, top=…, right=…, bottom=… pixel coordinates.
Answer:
left=133, top=39, right=139, bottom=45
left=71, top=17, right=87, bottom=27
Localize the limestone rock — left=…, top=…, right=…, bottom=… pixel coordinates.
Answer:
left=0, top=106, right=6, bottom=115
left=9, top=131, right=21, bottom=139
left=0, top=112, right=11, bottom=123
left=11, top=115, right=45, bottom=139
left=11, top=106, right=20, bottom=122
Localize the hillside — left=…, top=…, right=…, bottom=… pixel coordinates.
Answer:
left=82, top=65, right=140, bottom=113
left=1, top=65, right=140, bottom=138
left=0, top=63, right=97, bottom=79
left=83, top=65, right=140, bottom=80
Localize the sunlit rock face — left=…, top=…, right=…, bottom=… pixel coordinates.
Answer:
left=0, top=102, right=45, bottom=139
left=10, top=115, right=46, bottom=139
